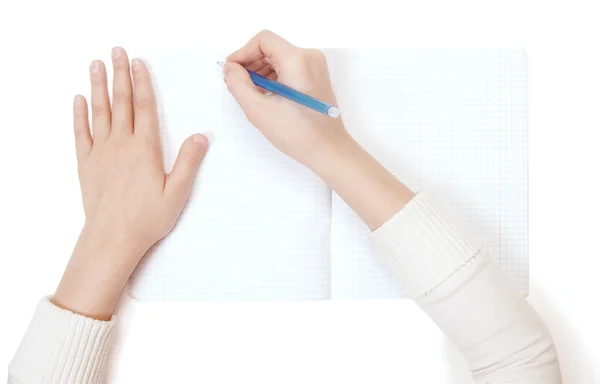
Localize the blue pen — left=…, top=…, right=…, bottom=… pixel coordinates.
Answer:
left=218, top=62, right=340, bottom=118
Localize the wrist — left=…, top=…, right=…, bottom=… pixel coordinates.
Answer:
left=305, top=132, right=361, bottom=177
left=308, top=134, right=364, bottom=182
left=310, top=134, right=415, bottom=230
left=52, top=223, right=148, bottom=320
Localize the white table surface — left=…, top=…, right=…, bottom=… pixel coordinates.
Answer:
left=1, top=1, right=598, bottom=383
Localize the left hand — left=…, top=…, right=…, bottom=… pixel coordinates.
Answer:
left=52, top=47, right=209, bottom=320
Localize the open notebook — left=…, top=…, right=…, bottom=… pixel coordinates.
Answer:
left=129, top=49, right=528, bottom=301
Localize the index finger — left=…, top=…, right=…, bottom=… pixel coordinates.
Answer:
left=226, top=30, right=297, bottom=69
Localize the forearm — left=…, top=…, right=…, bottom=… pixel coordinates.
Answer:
left=312, top=135, right=415, bottom=230
left=52, top=223, right=146, bottom=320
left=367, top=191, right=561, bottom=382
left=418, top=254, right=561, bottom=383
left=316, top=137, right=560, bottom=382
left=8, top=224, right=142, bottom=384
left=9, top=297, right=116, bottom=384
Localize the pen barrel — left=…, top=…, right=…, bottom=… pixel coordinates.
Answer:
left=248, top=71, right=335, bottom=117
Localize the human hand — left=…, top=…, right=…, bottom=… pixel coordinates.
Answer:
left=52, top=47, right=209, bottom=320
left=224, top=30, right=352, bottom=171
left=226, top=32, right=414, bottom=230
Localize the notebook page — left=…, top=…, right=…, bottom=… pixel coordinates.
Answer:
left=129, top=51, right=332, bottom=301
left=327, top=50, right=528, bottom=299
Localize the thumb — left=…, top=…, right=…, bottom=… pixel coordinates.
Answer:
left=224, top=62, right=267, bottom=121
left=165, top=134, right=209, bottom=204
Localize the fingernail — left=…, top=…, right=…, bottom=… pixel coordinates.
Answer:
left=90, top=60, right=101, bottom=73
left=73, top=95, right=83, bottom=106
left=112, top=47, right=122, bottom=60
left=223, top=63, right=230, bottom=75
left=192, top=134, right=209, bottom=149
left=132, top=58, right=141, bottom=71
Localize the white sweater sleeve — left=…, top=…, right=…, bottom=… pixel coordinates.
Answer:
left=370, top=192, right=562, bottom=383
left=8, top=192, right=561, bottom=383
left=8, top=297, right=116, bottom=384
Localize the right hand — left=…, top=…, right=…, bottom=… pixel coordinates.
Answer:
left=224, top=30, right=351, bottom=171
left=226, top=31, right=414, bottom=230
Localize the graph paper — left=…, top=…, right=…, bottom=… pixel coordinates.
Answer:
left=129, top=51, right=332, bottom=301
left=327, top=49, right=528, bottom=299
left=129, top=49, right=528, bottom=301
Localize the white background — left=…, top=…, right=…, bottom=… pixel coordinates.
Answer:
left=0, top=1, right=598, bottom=383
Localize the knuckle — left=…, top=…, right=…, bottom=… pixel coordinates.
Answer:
left=134, top=76, right=149, bottom=88
left=134, top=69, right=149, bottom=80
left=90, top=75, right=104, bottom=85
left=286, top=52, right=314, bottom=75
left=302, top=49, right=326, bottom=65
left=257, top=29, right=273, bottom=38
left=308, top=48, right=326, bottom=60
left=92, top=104, right=109, bottom=117
left=112, top=91, right=131, bottom=106
left=74, top=128, right=87, bottom=138
left=188, top=149, right=203, bottom=164
left=135, top=97, right=154, bottom=111
left=90, top=72, right=106, bottom=85
left=112, top=60, right=126, bottom=70
left=133, top=68, right=150, bottom=83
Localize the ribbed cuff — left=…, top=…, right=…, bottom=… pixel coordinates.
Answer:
left=9, top=297, right=116, bottom=384
left=369, top=192, right=480, bottom=298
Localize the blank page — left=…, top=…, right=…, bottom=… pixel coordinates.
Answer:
left=327, top=50, right=528, bottom=299
left=129, top=51, right=332, bottom=301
